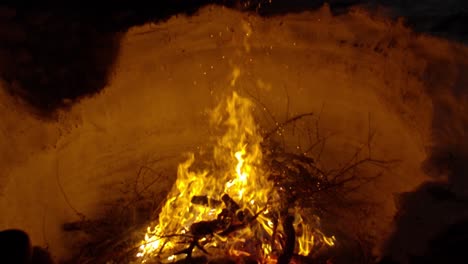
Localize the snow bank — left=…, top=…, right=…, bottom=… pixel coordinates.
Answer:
left=1, top=5, right=466, bottom=262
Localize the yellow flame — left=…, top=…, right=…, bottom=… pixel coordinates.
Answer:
left=136, top=71, right=334, bottom=262
left=230, top=67, right=241, bottom=87
left=297, top=222, right=315, bottom=256
left=137, top=91, right=279, bottom=260
left=294, top=211, right=336, bottom=256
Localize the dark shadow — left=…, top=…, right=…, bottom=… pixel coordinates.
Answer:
left=421, top=219, right=468, bottom=263
left=382, top=183, right=468, bottom=263
left=256, top=0, right=468, bottom=44
left=1, top=2, right=466, bottom=117
left=0, top=1, right=368, bottom=117
left=382, top=54, right=468, bottom=263
left=0, top=229, right=54, bottom=263
left=374, top=0, right=468, bottom=43
left=32, top=246, right=54, bottom=264
left=0, top=229, right=31, bottom=264
left=0, top=7, right=121, bottom=117
left=0, top=1, right=226, bottom=117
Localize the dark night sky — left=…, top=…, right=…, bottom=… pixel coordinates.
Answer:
left=0, top=0, right=466, bottom=116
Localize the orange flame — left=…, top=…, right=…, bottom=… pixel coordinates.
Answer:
left=136, top=75, right=334, bottom=263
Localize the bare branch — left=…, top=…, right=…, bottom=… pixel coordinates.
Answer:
left=55, top=155, right=86, bottom=220
left=264, top=112, right=314, bottom=139
left=243, top=88, right=278, bottom=126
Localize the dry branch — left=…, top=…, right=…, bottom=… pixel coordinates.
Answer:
left=264, top=112, right=314, bottom=140
left=61, top=160, right=173, bottom=264
left=65, top=109, right=397, bottom=264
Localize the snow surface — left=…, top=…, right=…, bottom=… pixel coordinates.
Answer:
left=1, top=5, right=467, bottom=263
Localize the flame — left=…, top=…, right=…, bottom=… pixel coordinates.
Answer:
left=136, top=70, right=334, bottom=262
left=294, top=212, right=336, bottom=256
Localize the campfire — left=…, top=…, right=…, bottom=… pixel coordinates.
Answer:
left=61, top=66, right=393, bottom=263
left=135, top=87, right=335, bottom=263
left=3, top=1, right=467, bottom=263
left=56, top=8, right=401, bottom=264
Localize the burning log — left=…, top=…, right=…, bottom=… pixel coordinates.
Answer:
left=191, top=196, right=223, bottom=207
left=71, top=93, right=390, bottom=263
left=221, top=194, right=241, bottom=213
left=190, top=220, right=226, bottom=237
left=167, top=193, right=270, bottom=262
left=130, top=93, right=341, bottom=263
left=173, top=238, right=210, bottom=260
left=278, top=215, right=296, bottom=264
left=221, top=194, right=254, bottom=223
left=167, top=220, right=225, bottom=261
left=189, top=194, right=262, bottom=238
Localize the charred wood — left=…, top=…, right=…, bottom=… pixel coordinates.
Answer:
left=278, top=215, right=296, bottom=264
left=191, top=196, right=223, bottom=207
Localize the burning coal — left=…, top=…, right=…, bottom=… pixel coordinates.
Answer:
left=135, top=89, right=334, bottom=263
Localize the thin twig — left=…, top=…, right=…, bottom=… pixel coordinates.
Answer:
left=55, top=154, right=85, bottom=220
left=134, top=166, right=163, bottom=198
left=264, top=112, right=314, bottom=139
left=243, top=89, right=278, bottom=126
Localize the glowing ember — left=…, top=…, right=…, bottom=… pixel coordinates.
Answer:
left=136, top=70, right=334, bottom=263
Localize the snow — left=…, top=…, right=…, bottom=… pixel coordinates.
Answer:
left=1, top=5, right=467, bottom=262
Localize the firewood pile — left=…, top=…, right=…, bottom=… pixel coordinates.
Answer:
left=61, top=112, right=395, bottom=264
